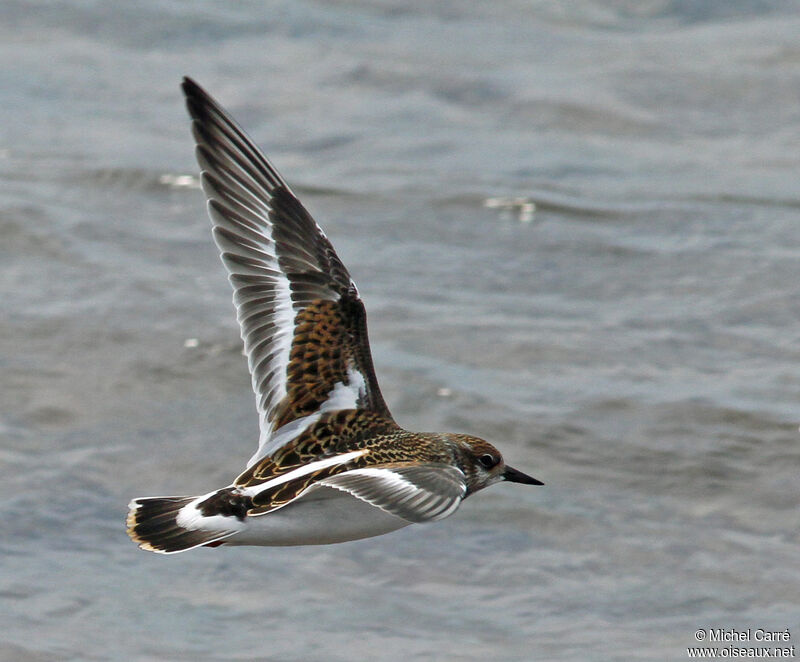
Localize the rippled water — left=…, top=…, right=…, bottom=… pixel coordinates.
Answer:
left=2, top=2, right=799, bottom=660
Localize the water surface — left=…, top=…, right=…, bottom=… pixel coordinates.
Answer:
left=1, top=2, right=799, bottom=660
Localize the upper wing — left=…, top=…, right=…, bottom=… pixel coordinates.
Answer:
left=182, top=78, right=391, bottom=462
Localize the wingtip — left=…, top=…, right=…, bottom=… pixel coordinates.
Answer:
left=181, top=75, right=200, bottom=95
left=181, top=77, right=208, bottom=113
left=181, top=77, right=215, bottom=118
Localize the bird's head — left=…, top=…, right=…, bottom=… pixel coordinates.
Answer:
left=452, top=435, right=543, bottom=495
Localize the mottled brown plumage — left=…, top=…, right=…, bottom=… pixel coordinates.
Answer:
left=271, top=297, right=386, bottom=429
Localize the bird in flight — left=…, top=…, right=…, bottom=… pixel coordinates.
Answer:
left=127, top=78, right=543, bottom=554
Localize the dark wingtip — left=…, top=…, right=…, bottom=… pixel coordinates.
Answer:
left=181, top=76, right=200, bottom=95
left=181, top=77, right=210, bottom=119
left=503, top=465, right=544, bottom=486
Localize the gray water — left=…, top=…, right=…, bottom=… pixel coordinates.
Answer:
left=2, top=2, right=799, bottom=661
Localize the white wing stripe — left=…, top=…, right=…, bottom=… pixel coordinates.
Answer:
left=246, top=367, right=369, bottom=468
left=205, top=184, right=295, bottom=439
left=241, top=449, right=366, bottom=497
left=320, top=367, right=367, bottom=412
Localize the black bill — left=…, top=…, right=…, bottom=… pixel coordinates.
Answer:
left=503, top=465, right=544, bottom=485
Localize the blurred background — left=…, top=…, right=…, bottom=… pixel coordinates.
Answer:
left=1, top=2, right=799, bottom=660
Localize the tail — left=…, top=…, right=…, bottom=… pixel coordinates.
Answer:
left=126, top=492, right=245, bottom=554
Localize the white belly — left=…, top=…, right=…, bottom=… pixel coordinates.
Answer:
left=225, top=486, right=411, bottom=546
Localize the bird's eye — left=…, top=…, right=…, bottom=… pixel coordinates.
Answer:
left=478, top=453, right=498, bottom=469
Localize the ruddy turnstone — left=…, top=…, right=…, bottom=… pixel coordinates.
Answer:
left=126, top=78, right=543, bottom=554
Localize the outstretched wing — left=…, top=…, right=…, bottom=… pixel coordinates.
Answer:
left=182, top=78, right=391, bottom=465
